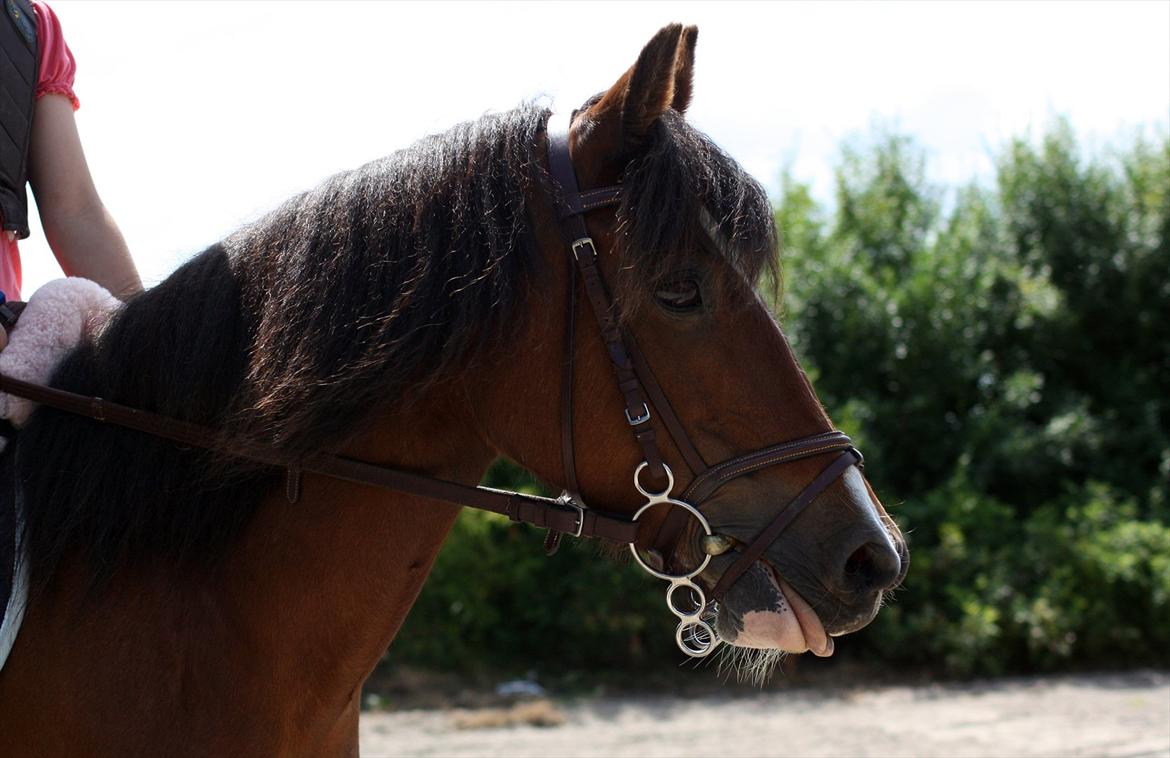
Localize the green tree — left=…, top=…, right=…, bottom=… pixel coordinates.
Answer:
left=778, top=122, right=1169, bottom=674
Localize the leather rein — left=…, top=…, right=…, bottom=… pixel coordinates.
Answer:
left=0, top=110, right=863, bottom=658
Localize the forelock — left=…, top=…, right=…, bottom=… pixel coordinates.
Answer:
left=611, top=110, right=778, bottom=313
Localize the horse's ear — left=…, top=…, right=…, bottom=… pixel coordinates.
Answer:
left=670, top=26, right=698, bottom=116
left=580, top=24, right=698, bottom=159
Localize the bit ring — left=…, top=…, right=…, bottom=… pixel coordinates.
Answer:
left=676, top=619, right=718, bottom=658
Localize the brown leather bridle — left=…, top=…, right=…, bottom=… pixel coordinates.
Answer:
left=0, top=109, right=864, bottom=659
left=545, top=112, right=862, bottom=654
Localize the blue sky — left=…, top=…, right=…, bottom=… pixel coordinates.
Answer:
left=20, top=1, right=1170, bottom=293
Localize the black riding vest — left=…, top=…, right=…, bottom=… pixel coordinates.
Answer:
left=0, top=0, right=38, bottom=240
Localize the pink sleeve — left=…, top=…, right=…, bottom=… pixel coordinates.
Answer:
left=32, top=1, right=80, bottom=111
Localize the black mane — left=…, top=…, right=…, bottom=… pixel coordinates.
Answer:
left=17, top=103, right=777, bottom=589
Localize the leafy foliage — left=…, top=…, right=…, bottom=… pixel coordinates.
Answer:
left=780, top=120, right=1169, bottom=675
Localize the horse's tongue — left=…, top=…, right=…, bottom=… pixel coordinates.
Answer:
left=777, top=577, right=833, bottom=657
left=733, top=570, right=833, bottom=657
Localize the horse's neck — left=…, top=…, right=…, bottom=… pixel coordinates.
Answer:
left=223, top=393, right=493, bottom=701
left=4, top=387, right=495, bottom=752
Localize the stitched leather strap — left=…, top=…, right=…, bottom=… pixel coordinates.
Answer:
left=547, top=249, right=581, bottom=555
left=683, top=431, right=857, bottom=504
left=560, top=252, right=580, bottom=499
left=546, top=113, right=668, bottom=490
left=709, top=449, right=861, bottom=601
left=0, top=374, right=641, bottom=544
left=653, top=430, right=857, bottom=571
left=624, top=331, right=708, bottom=476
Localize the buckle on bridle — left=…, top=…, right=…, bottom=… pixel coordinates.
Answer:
left=571, top=237, right=597, bottom=260
left=625, top=402, right=651, bottom=426
left=557, top=491, right=586, bottom=538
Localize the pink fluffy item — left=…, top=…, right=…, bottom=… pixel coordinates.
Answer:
left=0, top=278, right=120, bottom=432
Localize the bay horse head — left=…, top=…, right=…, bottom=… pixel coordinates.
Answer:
left=1, top=23, right=906, bottom=753
left=468, top=24, right=907, bottom=664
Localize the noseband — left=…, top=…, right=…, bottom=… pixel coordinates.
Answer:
left=545, top=112, right=862, bottom=656
left=0, top=110, right=864, bottom=661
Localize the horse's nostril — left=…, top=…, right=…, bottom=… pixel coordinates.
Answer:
left=842, top=540, right=902, bottom=595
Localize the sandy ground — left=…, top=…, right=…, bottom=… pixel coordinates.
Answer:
left=359, top=671, right=1169, bottom=758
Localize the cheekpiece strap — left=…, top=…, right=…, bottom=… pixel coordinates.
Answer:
left=546, top=113, right=671, bottom=491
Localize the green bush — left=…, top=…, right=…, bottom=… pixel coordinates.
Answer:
left=778, top=120, right=1169, bottom=676
left=856, top=476, right=1170, bottom=676
left=380, top=122, right=1170, bottom=682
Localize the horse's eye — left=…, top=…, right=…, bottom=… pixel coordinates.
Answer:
left=654, top=278, right=703, bottom=312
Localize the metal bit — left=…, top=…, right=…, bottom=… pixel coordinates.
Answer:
left=701, top=533, right=736, bottom=556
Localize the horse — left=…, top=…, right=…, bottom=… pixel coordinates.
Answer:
left=0, top=24, right=906, bottom=755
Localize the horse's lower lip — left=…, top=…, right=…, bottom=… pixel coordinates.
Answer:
left=763, top=563, right=834, bottom=657
left=824, top=607, right=880, bottom=637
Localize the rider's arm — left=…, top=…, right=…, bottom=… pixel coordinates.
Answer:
left=27, top=95, right=142, bottom=301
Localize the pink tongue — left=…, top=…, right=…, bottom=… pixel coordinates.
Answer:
left=737, top=608, right=806, bottom=651
left=733, top=572, right=833, bottom=657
